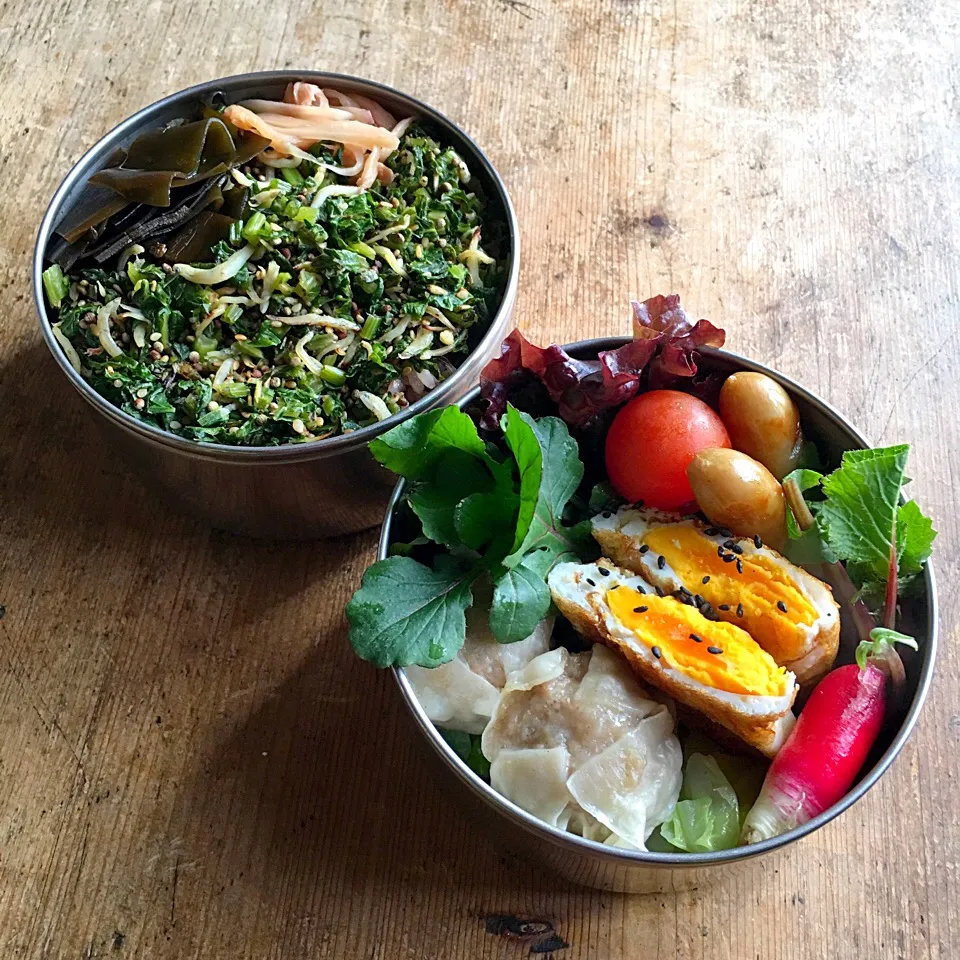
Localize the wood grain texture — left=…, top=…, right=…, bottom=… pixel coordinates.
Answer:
left=0, top=0, right=957, bottom=956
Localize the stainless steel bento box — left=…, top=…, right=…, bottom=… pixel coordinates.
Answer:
left=383, top=338, right=938, bottom=893
left=33, top=71, right=518, bottom=539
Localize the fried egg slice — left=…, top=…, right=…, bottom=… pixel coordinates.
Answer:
left=547, top=560, right=797, bottom=757
left=591, top=507, right=840, bottom=685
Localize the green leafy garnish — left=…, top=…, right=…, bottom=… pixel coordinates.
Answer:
left=347, top=403, right=591, bottom=667
left=784, top=445, right=936, bottom=601
left=439, top=728, right=491, bottom=780
left=345, top=556, right=476, bottom=668
left=659, top=754, right=740, bottom=853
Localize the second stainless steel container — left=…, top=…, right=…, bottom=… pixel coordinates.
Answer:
left=386, top=340, right=938, bottom=893
left=33, top=71, right=518, bottom=539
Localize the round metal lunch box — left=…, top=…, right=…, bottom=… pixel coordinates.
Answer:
left=384, top=339, right=938, bottom=893
left=33, top=71, right=519, bottom=539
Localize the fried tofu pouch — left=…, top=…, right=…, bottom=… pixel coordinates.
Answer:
left=547, top=560, right=798, bottom=758
left=591, top=507, right=840, bottom=686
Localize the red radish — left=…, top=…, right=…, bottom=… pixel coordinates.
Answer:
left=740, top=633, right=915, bottom=843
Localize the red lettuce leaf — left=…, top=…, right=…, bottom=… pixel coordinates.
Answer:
left=480, top=295, right=725, bottom=429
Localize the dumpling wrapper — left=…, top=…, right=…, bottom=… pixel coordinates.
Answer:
left=405, top=609, right=552, bottom=734
left=482, top=645, right=682, bottom=848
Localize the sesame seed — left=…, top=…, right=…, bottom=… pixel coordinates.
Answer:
left=777, top=600, right=788, bottom=613
left=609, top=584, right=620, bottom=590
left=718, top=528, right=733, bottom=538
left=586, top=578, right=596, bottom=587
left=639, top=544, right=650, bottom=554
left=679, top=586, right=692, bottom=597
left=737, top=603, right=744, bottom=618
left=657, top=555, right=666, bottom=569
left=717, top=546, right=726, bottom=558
left=601, top=511, right=612, bottom=519
left=701, top=603, right=717, bottom=619
left=705, top=527, right=719, bottom=536
left=736, top=559, right=743, bottom=574
left=690, top=633, right=703, bottom=643
left=718, top=604, right=731, bottom=611
left=753, top=535, right=763, bottom=548
left=694, top=594, right=705, bottom=607
left=652, top=646, right=662, bottom=659
left=655, top=586, right=665, bottom=597
left=598, top=567, right=610, bottom=577
left=634, top=605, right=648, bottom=613
left=731, top=544, right=743, bottom=555
left=722, top=539, right=735, bottom=549
left=707, top=646, right=723, bottom=655
left=702, top=575, right=711, bottom=584
left=722, top=554, right=736, bottom=563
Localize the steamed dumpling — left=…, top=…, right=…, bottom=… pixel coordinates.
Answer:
left=405, top=606, right=553, bottom=734
left=481, top=645, right=682, bottom=849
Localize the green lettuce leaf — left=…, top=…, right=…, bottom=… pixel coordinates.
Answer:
left=659, top=754, right=740, bottom=852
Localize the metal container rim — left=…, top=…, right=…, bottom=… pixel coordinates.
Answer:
left=385, top=338, right=939, bottom=869
left=32, top=70, right=520, bottom=464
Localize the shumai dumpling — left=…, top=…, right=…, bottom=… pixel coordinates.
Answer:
left=481, top=645, right=682, bottom=849
left=405, top=606, right=553, bottom=735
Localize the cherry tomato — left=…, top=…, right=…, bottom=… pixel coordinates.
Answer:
left=605, top=390, right=731, bottom=510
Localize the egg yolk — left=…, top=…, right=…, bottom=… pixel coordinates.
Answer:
left=606, top=587, right=790, bottom=697
left=641, top=525, right=818, bottom=664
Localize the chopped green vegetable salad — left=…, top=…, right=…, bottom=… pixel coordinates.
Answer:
left=44, top=126, right=506, bottom=445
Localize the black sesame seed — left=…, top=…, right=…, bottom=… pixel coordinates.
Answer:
left=731, top=544, right=743, bottom=555
left=722, top=554, right=736, bottom=563
left=736, top=559, right=743, bottom=574
left=777, top=600, right=788, bottom=613
left=718, top=604, right=731, bottom=611
left=707, top=646, right=723, bottom=655
left=701, top=603, right=716, bottom=619
left=736, top=603, right=744, bottom=618
left=722, top=539, right=735, bottom=549
left=655, top=586, right=665, bottom=597
left=694, top=594, right=705, bottom=607
left=652, top=646, right=662, bottom=659
left=609, top=584, right=620, bottom=590
left=753, top=534, right=763, bottom=548
left=702, top=575, right=711, bottom=584
left=586, top=578, right=596, bottom=586
left=657, top=555, right=666, bottom=569
left=679, top=585, right=692, bottom=597
left=598, top=567, right=610, bottom=577
left=718, top=528, right=733, bottom=538
left=704, top=527, right=719, bottom=536
left=639, top=544, right=650, bottom=555
left=602, top=511, right=612, bottom=519
left=690, top=633, right=703, bottom=643
left=634, top=605, right=648, bottom=613
left=717, top=546, right=726, bottom=558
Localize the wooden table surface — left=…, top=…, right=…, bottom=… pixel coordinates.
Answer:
left=1, top=0, right=957, bottom=957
